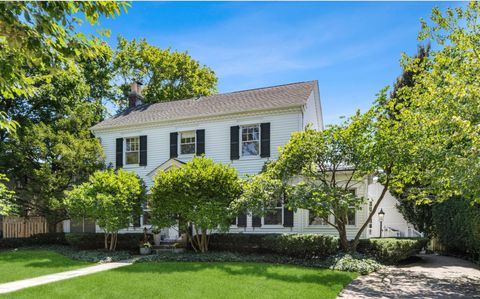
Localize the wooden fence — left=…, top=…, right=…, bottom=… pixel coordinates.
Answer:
left=2, top=216, right=48, bottom=238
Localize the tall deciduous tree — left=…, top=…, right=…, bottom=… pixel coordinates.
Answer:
left=150, top=157, right=242, bottom=253
left=392, top=2, right=480, bottom=204
left=113, top=36, right=218, bottom=109
left=0, top=61, right=106, bottom=229
left=0, top=2, right=128, bottom=129
left=65, top=169, right=146, bottom=251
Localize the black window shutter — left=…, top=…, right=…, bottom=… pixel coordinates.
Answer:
left=139, top=135, right=147, bottom=166
left=170, top=132, right=178, bottom=158
left=115, top=138, right=123, bottom=168
left=237, top=214, right=247, bottom=227
left=230, top=126, right=240, bottom=160
left=260, top=122, right=270, bottom=158
left=196, top=129, right=205, bottom=156
left=252, top=215, right=262, bottom=227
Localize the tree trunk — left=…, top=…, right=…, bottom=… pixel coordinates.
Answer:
left=104, top=233, right=109, bottom=250
left=337, top=222, right=351, bottom=252
left=200, top=229, right=208, bottom=253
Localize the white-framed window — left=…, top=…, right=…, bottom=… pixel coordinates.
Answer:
left=347, top=208, right=356, bottom=226
left=180, top=131, right=196, bottom=155
left=241, top=124, right=260, bottom=156
left=125, top=137, right=140, bottom=165
left=263, top=201, right=283, bottom=225
left=347, top=189, right=357, bottom=226
left=308, top=211, right=329, bottom=226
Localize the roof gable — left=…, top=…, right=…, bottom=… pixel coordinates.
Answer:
left=92, top=81, right=317, bottom=131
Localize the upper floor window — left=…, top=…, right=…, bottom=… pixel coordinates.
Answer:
left=241, top=124, right=260, bottom=156
left=180, top=131, right=196, bottom=155
left=125, top=137, right=139, bottom=165
left=263, top=201, right=283, bottom=225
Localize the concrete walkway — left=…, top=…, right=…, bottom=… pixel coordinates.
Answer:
left=338, top=254, right=480, bottom=299
left=0, top=260, right=133, bottom=294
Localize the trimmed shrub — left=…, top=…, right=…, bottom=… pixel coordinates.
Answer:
left=0, top=233, right=67, bottom=249
left=432, top=198, right=480, bottom=262
left=208, top=233, right=338, bottom=259
left=326, top=253, right=383, bottom=275
left=65, top=233, right=145, bottom=252
left=357, top=238, right=427, bottom=264
left=208, top=234, right=272, bottom=253
left=263, top=234, right=339, bottom=259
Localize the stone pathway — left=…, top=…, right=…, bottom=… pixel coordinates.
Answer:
left=338, top=254, right=480, bottom=299
left=0, top=259, right=134, bottom=294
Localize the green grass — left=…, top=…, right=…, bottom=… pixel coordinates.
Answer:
left=0, top=250, right=91, bottom=284
left=2, top=262, right=358, bottom=299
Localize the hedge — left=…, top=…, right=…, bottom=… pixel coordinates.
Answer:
left=0, top=233, right=67, bottom=249
left=209, top=233, right=338, bottom=259
left=65, top=233, right=146, bottom=251
left=357, top=238, right=428, bottom=264
left=432, top=198, right=480, bottom=262
left=263, top=234, right=339, bottom=259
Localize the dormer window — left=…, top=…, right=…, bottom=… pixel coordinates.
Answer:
left=241, top=124, right=260, bottom=156
left=125, top=137, right=140, bottom=165
left=180, top=131, right=196, bottom=155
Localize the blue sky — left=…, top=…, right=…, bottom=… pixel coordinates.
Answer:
left=88, top=1, right=459, bottom=124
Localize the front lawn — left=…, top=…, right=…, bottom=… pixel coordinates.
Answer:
left=3, top=262, right=358, bottom=299
left=0, top=250, right=92, bottom=284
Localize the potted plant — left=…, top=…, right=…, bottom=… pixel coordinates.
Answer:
left=140, top=242, right=152, bottom=255
left=152, top=226, right=162, bottom=246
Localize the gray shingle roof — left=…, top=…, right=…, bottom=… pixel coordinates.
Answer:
left=91, top=80, right=317, bottom=131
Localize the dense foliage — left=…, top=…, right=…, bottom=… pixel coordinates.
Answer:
left=113, top=36, right=218, bottom=108
left=432, top=198, right=480, bottom=261
left=0, top=232, right=67, bottom=249
left=209, top=233, right=338, bottom=259
left=150, top=156, right=242, bottom=252
left=65, top=170, right=146, bottom=251
left=64, top=233, right=145, bottom=252
left=357, top=238, right=427, bottom=264
left=389, top=2, right=480, bottom=204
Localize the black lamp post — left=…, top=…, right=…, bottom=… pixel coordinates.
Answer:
left=378, top=209, right=385, bottom=238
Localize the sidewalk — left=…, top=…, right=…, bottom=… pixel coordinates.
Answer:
left=0, top=260, right=133, bottom=294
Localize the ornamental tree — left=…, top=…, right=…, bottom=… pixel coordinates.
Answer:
left=65, top=169, right=146, bottom=251
left=243, top=95, right=414, bottom=252
left=150, top=156, right=242, bottom=253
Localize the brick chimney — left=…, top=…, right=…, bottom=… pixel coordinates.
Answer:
left=128, top=81, right=144, bottom=108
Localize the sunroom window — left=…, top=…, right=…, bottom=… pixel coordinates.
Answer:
left=241, top=124, right=259, bottom=156
left=125, top=137, right=139, bottom=165
left=180, top=131, right=196, bottom=155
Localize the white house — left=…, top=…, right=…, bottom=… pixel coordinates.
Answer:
left=62, top=81, right=420, bottom=239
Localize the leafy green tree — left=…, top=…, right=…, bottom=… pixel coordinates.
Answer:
left=150, top=156, right=242, bottom=252
left=0, top=174, right=15, bottom=215
left=243, top=93, right=415, bottom=252
left=392, top=2, right=480, bottom=204
left=0, top=63, right=105, bottom=229
left=65, top=169, right=146, bottom=251
left=113, top=36, right=218, bottom=108
left=0, top=2, right=127, bottom=130
left=0, top=1, right=127, bottom=100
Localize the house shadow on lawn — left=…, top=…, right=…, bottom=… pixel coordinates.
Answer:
left=114, top=262, right=355, bottom=287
